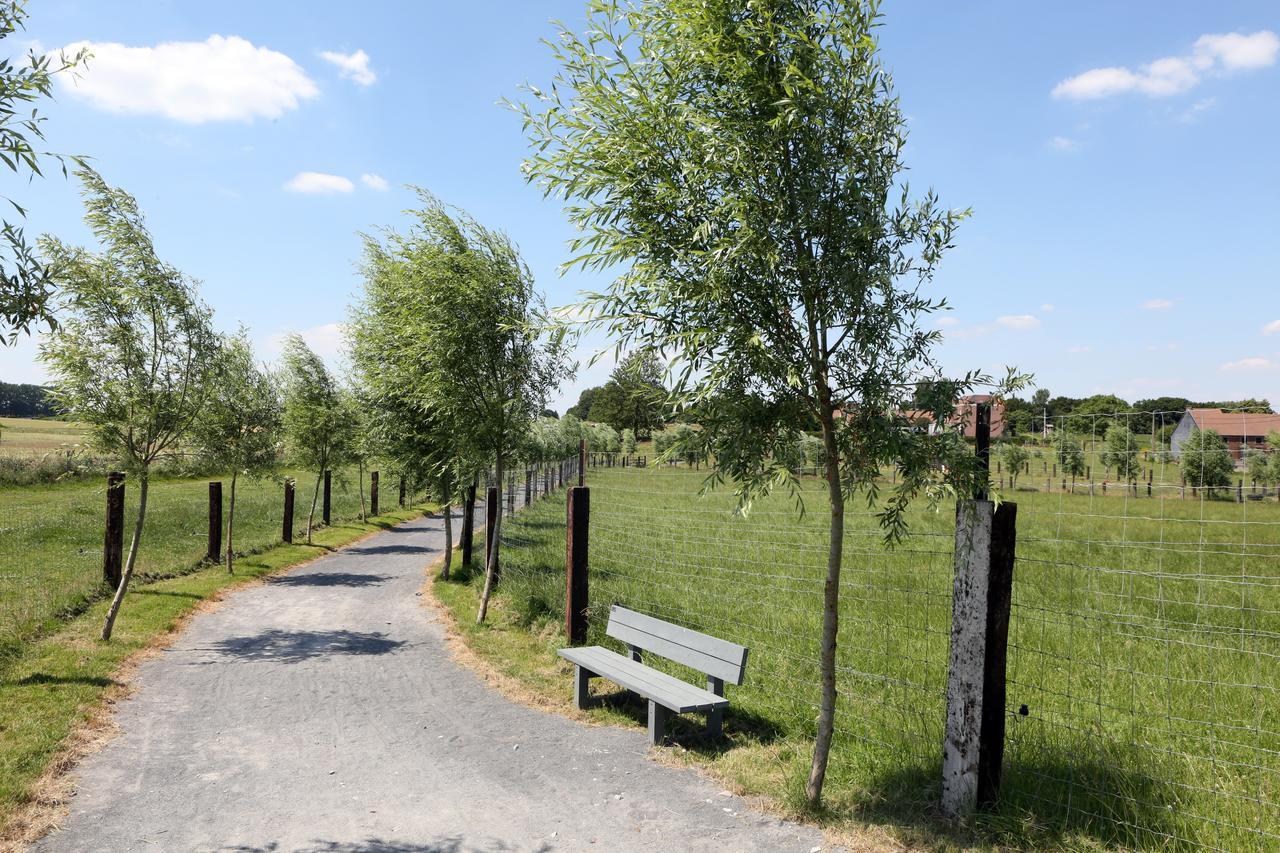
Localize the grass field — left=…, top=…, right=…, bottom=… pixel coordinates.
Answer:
left=0, top=418, right=87, bottom=458
left=0, top=467, right=410, bottom=669
left=449, top=464, right=1278, bottom=850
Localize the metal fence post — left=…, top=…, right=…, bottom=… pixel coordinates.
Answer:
left=566, top=485, right=590, bottom=644
left=283, top=478, right=295, bottom=543
left=208, top=481, right=223, bottom=563
left=942, top=498, right=1017, bottom=817
left=370, top=471, right=380, bottom=516
left=104, top=471, right=125, bottom=588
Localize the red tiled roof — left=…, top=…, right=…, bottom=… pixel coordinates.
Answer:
left=1185, top=408, right=1280, bottom=437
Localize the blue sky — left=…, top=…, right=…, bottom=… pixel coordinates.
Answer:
left=1, top=1, right=1277, bottom=412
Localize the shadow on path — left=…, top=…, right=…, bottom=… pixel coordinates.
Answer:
left=267, top=573, right=392, bottom=588
left=205, top=630, right=405, bottom=664
left=222, top=837, right=548, bottom=853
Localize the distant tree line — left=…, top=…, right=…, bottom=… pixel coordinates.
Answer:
left=1003, top=391, right=1273, bottom=438
left=0, top=381, right=57, bottom=417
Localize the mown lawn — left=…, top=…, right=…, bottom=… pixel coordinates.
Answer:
left=0, top=467, right=413, bottom=667
left=445, top=464, right=1279, bottom=850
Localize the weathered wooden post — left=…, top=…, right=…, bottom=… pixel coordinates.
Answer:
left=461, top=483, right=476, bottom=567
left=942, top=498, right=1017, bottom=817
left=485, top=486, right=500, bottom=581
left=282, top=478, right=295, bottom=543
left=322, top=470, right=332, bottom=526
left=566, top=485, right=590, bottom=644
left=207, top=481, right=223, bottom=563
left=370, top=471, right=379, bottom=516
left=399, top=476, right=406, bottom=508
left=974, top=401, right=992, bottom=501
left=579, top=439, right=586, bottom=488
left=524, top=469, right=532, bottom=508
left=507, top=471, right=515, bottom=516
left=104, top=471, right=126, bottom=589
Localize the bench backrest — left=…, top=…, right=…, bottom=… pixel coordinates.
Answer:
left=606, top=605, right=748, bottom=686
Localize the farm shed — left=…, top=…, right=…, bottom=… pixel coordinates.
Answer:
left=898, top=394, right=1006, bottom=439
left=1169, top=408, right=1280, bottom=460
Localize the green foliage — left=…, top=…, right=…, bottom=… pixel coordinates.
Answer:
left=1054, top=431, right=1087, bottom=478
left=0, top=381, right=55, bottom=417
left=581, top=420, right=620, bottom=453
left=1179, top=428, right=1234, bottom=493
left=1066, top=395, right=1133, bottom=437
left=280, top=335, right=351, bottom=476
left=584, top=351, right=667, bottom=439
left=1000, top=442, right=1031, bottom=487
left=0, top=2, right=88, bottom=341
left=620, top=427, right=636, bottom=455
left=191, top=332, right=280, bottom=481
left=1100, top=423, right=1141, bottom=481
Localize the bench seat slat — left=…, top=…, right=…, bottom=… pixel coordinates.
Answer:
left=606, top=606, right=748, bottom=685
left=559, top=646, right=728, bottom=713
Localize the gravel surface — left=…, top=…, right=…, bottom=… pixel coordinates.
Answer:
left=34, top=508, right=836, bottom=853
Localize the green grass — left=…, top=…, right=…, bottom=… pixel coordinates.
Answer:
left=445, top=465, right=1279, bottom=850
left=0, top=501, right=434, bottom=844
left=0, top=467, right=416, bottom=667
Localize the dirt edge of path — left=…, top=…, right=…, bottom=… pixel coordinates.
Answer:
left=4, top=521, right=410, bottom=853
left=418, top=550, right=911, bottom=853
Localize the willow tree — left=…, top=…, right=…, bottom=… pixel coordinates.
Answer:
left=40, top=168, right=219, bottom=640
left=359, top=192, right=566, bottom=620
left=280, top=335, right=352, bottom=544
left=516, top=0, right=999, bottom=804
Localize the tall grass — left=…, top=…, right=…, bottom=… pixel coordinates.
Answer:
left=491, top=465, right=1279, bottom=850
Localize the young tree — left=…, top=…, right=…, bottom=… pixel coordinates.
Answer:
left=1100, top=423, right=1141, bottom=482
left=1179, top=428, right=1234, bottom=496
left=280, top=335, right=352, bottom=543
left=40, top=168, right=219, bottom=640
left=620, top=428, right=636, bottom=456
left=191, top=332, right=281, bottom=572
left=1244, top=433, right=1280, bottom=488
left=1, top=2, right=88, bottom=342
left=516, top=0, right=1010, bottom=804
left=1000, top=442, right=1030, bottom=488
left=1055, top=431, right=1087, bottom=478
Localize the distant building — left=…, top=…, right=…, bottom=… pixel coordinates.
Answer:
left=1170, top=408, right=1280, bottom=460
left=899, top=394, right=1006, bottom=439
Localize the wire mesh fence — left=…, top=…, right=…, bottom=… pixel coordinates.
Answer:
left=0, top=467, right=426, bottom=667
left=494, top=411, right=1279, bottom=849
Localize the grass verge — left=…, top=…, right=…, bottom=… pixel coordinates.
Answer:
left=0, top=502, right=434, bottom=849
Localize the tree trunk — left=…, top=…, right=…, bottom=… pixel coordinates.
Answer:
left=441, top=471, right=454, bottom=580
left=225, top=470, right=238, bottom=574
left=102, top=472, right=149, bottom=641
left=358, top=461, right=367, bottom=522
left=476, top=456, right=504, bottom=623
left=806, top=403, right=844, bottom=805
left=307, top=470, right=321, bottom=544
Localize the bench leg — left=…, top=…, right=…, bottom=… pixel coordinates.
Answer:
left=706, top=706, right=723, bottom=739
left=648, top=701, right=667, bottom=745
left=574, top=665, right=594, bottom=710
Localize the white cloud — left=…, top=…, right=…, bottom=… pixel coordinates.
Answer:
left=935, top=316, right=960, bottom=328
left=1040, top=304, right=1055, bottom=312
left=1262, top=320, right=1280, bottom=335
left=1179, top=97, right=1216, bottom=122
left=319, top=49, right=376, bottom=86
left=1049, top=136, right=1079, bottom=152
left=1068, top=345, right=1092, bottom=354
left=996, top=314, right=1040, bottom=330
left=264, top=323, right=348, bottom=365
left=1142, top=298, right=1174, bottom=311
left=360, top=173, right=389, bottom=191
left=58, top=35, right=318, bottom=122
left=1221, top=357, right=1277, bottom=372
left=1052, top=30, right=1278, bottom=100
left=284, top=172, right=354, bottom=194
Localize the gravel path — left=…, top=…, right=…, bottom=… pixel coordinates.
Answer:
left=35, top=508, right=835, bottom=853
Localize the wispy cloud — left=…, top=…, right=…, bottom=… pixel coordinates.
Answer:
left=57, top=35, right=317, bottom=122
left=284, top=171, right=354, bottom=194
left=946, top=314, right=1041, bottom=339
left=1263, top=320, right=1280, bottom=335
left=1179, top=97, right=1217, bottom=122
left=1142, top=298, right=1175, bottom=311
left=1049, top=136, right=1079, bottom=152
left=1221, top=356, right=1277, bottom=372
left=360, top=173, right=389, bottom=191
left=1052, top=30, right=1278, bottom=100
left=319, top=49, right=376, bottom=86
left=1068, top=345, right=1092, bottom=354
left=996, top=315, right=1041, bottom=330
left=1041, top=304, right=1055, bottom=313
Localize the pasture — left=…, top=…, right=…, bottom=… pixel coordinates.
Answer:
left=485, top=464, right=1279, bottom=850
left=0, top=418, right=87, bottom=458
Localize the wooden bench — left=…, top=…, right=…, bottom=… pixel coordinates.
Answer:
left=558, top=605, right=749, bottom=744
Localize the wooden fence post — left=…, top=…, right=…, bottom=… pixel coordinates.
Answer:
left=104, top=471, right=125, bottom=589
left=207, top=481, right=223, bottom=563
left=507, top=471, right=515, bottom=516
left=579, top=439, right=586, bottom=488
left=942, top=498, right=1017, bottom=817
left=462, top=483, right=476, bottom=567
left=282, top=478, right=295, bottom=544
left=370, top=471, right=379, bottom=516
left=322, top=470, right=332, bottom=526
left=566, top=485, right=590, bottom=644
left=399, top=476, right=406, bottom=508
left=485, top=486, right=499, bottom=581
left=974, top=402, right=992, bottom=501
left=525, top=469, right=532, bottom=508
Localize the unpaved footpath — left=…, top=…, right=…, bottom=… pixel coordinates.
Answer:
left=34, top=510, right=836, bottom=853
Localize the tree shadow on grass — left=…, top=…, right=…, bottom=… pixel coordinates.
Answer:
left=204, top=630, right=405, bottom=664
left=5, top=672, right=119, bottom=688
left=267, top=572, right=392, bottom=588
left=134, top=588, right=202, bottom=599
left=852, top=727, right=1192, bottom=850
